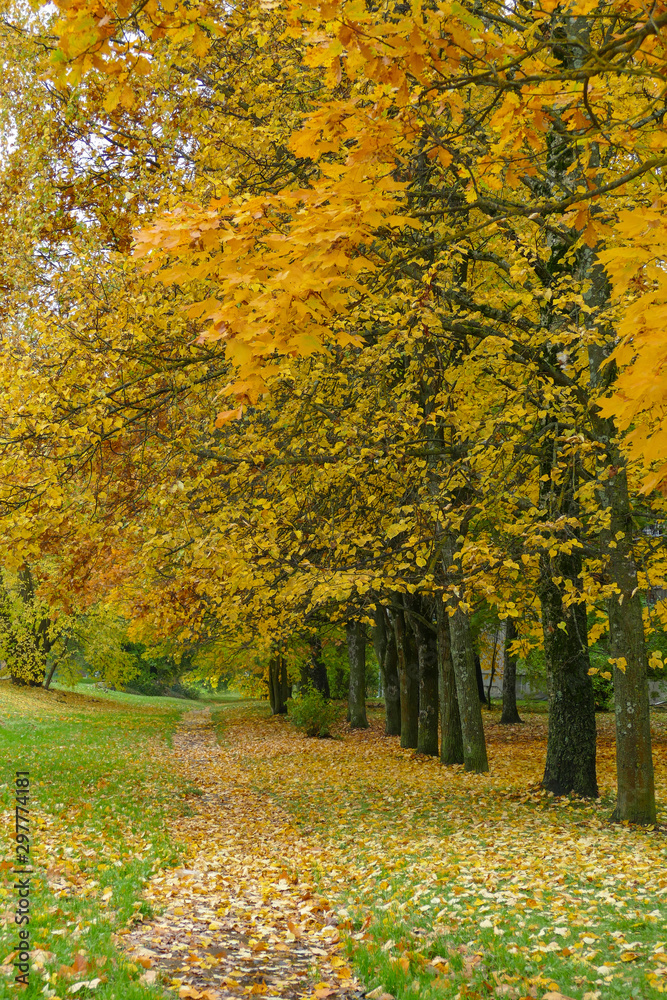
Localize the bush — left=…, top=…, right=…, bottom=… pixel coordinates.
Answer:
left=592, top=672, right=614, bottom=711
left=287, top=688, right=341, bottom=737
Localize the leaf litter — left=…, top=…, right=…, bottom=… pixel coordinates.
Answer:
left=177, top=706, right=667, bottom=1000
left=125, top=709, right=362, bottom=1000
left=124, top=704, right=667, bottom=1000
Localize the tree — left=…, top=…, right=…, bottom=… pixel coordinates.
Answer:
left=2, top=0, right=666, bottom=824
left=500, top=620, right=523, bottom=726
left=406, top=595, right=439, bottom=757
left=373, top=606, right=401, bottom=737
left=346, top=621, right=368, bottom=730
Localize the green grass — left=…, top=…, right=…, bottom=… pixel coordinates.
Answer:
left=49, top=680, right=243, bottom=707
left=0, top=682, right=192, bottom=998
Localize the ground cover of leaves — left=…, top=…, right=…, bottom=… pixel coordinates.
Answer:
left=124, top=709, right=360, bottom=1000
left=1, top=685, right=666, bottom=1000
left=202, top=704, right=667, bottom=1000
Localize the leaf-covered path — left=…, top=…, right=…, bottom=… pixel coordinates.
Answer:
left=125, top=709, right=359, bottom=1000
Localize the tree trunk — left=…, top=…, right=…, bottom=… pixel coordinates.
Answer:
left=475, top=653, right=487, bottom=704
left=268, top=656, right=277, bottom=713
left=346, top=620, right=368, bottom=729
left=605, top=467, right=656, bottom=824
left=44, top=659, right=59, bottom=691
left=373, top=606, right=388, bottom=699
left=500, top=619, right=522, bottom=724
left=375, top=607, right=401, bottom=736
left=540, top=560, right=598, bottom=797
left=437, top=600, right=464, bottom=764
left=586, top=286, right=657, bottom=822
left=407, top=596, right=438, bottom=757
left=392, top=604, right=419, bottom=748
left=302, top=635, right=330, bottom=697
left=280, top=656, right=291, bottom=708
left=268, top=653, right=289, bottom=715
left=448, top=603, right=489, bottom=772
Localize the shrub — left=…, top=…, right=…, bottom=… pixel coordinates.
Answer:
left=592, top=672, right=614, bottom=711
left=287, top=688, right=341, bottom=737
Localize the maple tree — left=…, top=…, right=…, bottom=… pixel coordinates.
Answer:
left=0, top=0, right=667, bottom=834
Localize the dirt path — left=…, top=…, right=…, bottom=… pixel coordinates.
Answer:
left=124, top=709, right=360, bottom=1000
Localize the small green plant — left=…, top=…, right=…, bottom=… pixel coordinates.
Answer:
left=592, top=672, right=614, bottom=711
left=287, top=688, right=341, bottom=737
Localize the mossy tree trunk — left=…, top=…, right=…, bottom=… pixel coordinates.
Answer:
left=448, top=602, right=489, bottom=773
left=392, top=601, right=419, bottom=749
left=587, top=312, right=657, bottom=822
left=406, top=595, right=438, bottom=756
left=500, top=618, right=523, bottom=725
left=539, top=554, right=598, bottom=797
left=605, top=467, right=656, bottom=824
left=374, top=606, right=401, bottom=736
left=437, top=600, right=464, bottom=765
left=346, top=620, right=368, bottom=729
left=268, top=652, right=289, bottom=715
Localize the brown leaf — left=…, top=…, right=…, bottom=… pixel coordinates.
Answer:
left=59, top=957, right=91, bottom=980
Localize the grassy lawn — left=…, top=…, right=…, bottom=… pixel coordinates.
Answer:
left=0, top=682, right=203, bottom=999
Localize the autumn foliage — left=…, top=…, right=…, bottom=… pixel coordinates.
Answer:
left=0, top=0, right=666, bottom=828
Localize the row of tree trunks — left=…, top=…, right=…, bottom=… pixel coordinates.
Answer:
left=379, top=595, right=482, bottom=767
left=267, top=653, right=291, bottom=715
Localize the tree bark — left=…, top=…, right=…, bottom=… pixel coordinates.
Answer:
left=448, top=603, right=489, bottom=772
left=605, top=467, right=656, bottom=824
left=437, top=600, right=464, bottom=764
left=407, top=596, right=439, bottom=757
left=302, top=635, right=330, bottom=697
left=373, top=607, right=388, bottom=698
left=268, top=653, right=289, bottom=714
left=500, top=618, right=523, bottom=724
left=475, top=653, right=487, bottom=704
left=375, top=607, right=401, bottom=736
left=392, top=603, right=419, bottom=748
left=584, top=258, right=657, bottom=821
left=346, top=620, right=368, bottom=729
left=540, top=559, right=598, bottom=797
left=44, top=659, right=59, bottom=691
